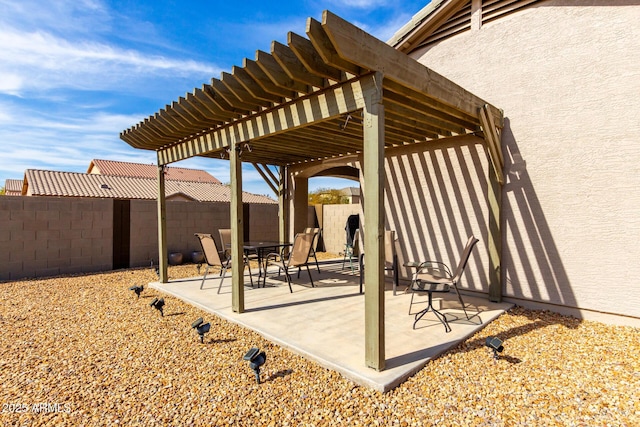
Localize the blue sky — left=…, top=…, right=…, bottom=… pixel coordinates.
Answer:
left=0, top=0, right=428, bottom=196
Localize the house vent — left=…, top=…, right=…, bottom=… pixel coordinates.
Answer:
left=416, top=0, right=543, bottom=50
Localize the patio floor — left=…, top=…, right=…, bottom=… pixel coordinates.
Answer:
left=150, top=259, right=513, bottom=392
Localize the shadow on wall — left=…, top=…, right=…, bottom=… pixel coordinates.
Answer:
left=502, top=118, right=577, bottom=309
left=383, top=127, right=577, bottom=313
left=384, top=136, right=492, bottom=292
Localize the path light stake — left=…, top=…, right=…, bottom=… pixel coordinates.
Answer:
left=191, top=317, right=211, bottom=343
left=243, top=347, right=266, bottom=384
left=149, top=298, right=165, bottom=316
left=150, top=260, right=159, bottom=279
left=485, top=336, right=504, bottom=360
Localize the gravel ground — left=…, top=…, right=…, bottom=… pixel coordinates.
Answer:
left=1, top=262, right=639, bottom=426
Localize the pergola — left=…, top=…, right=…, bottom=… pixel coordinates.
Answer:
left=120, top=10, right=504, bottom=371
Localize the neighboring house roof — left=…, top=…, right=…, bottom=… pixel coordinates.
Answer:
left=4, top=179, right=23, bottom=196
left=341, top=187, right=360, bottom=197
left=23, top=170, right=275, bottom=204
left=87, top=159, right=221, bottom=184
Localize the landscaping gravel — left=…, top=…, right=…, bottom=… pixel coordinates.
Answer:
left=1, top=264, right=639, bottom=426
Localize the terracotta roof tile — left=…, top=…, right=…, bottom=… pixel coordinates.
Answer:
left=4, top=179, right=23, bottom=195
left=24, top=170, right=275, bottom=204
left=88, top=159, right=221, bottom=183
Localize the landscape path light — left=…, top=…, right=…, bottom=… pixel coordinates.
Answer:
left=485, top=336, right=504, bottom=360
left=243, top=347, right=266, bottom=384
left=191, top=317, right=211, bottom=343
left=149, top=297, right=165, bottom=316
left=129, top=285, right=144, bottom=298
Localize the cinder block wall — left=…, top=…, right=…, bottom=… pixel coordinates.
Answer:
left=128, top=199, right=158, bottom=267
left=321, top=204, right=362, bottom=254
left=248, top=203, right=280, bottom=241
left=0, top=197, right=279, bottom=280
left=122, top=200, right=280, bottom=267
left=0, top=196, right=113, bottom=280
left=129, top=200, right=234, bottom=267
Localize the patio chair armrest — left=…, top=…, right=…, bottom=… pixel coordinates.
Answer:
left=417, top=261, right=452, bottom=277
left=265, top=252, right=283, bottom=265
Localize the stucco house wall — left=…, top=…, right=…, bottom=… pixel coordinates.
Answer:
left=288, top=1, right=639, bottom=326
left=406, top=1, right=640, bottom=324
left=290, top=139, right=493, bottom=299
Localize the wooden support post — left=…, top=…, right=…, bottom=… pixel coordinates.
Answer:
left=293, top=176, right=309, bottom=235
left=230, top=143, right=245, bottom=313
left=156, top=164, right=168, bottom=283
left=363, top=71, right=385, bottom=371
left=487, top=161, right=503, bottom=303
left=278, top=166, right=289, bottom=244
left=479, top=105, right=504, bottom=302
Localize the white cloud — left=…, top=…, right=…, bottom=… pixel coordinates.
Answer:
left=0, top=27, right=218, bottom=96
left=0, top=73, right=24, bottom=95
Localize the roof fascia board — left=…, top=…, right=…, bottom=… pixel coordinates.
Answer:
left=388, top=0, right=468, bottom=53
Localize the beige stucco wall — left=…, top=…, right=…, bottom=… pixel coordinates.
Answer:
left=380, top=138, right=493, bottom=294
left=409, top=0, right=640, bottom=323
left=290, top=138, right=493, bottom=296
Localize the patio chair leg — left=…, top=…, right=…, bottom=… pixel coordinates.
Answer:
left=412, top=291, right=451, bottom=333
left=452, top=284, right=470, bottom=320
left=283, top=265, right=293, bottom=293
left=307, top=265, right=314, bottom=287
left=246, top=261, right=254, bottom=288
left=311, top=249, right=320, bottom=273
left=217, top=265, right=228, bottom=294
left=220, top=258, right=230, bottom=276
left=200, top=265, right=210, bottom=290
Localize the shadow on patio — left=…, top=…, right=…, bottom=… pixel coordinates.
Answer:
left=151, top=259, right=512, bottom=391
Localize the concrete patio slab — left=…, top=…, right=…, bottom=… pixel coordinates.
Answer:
left=150, top=260, right=513, bottom=392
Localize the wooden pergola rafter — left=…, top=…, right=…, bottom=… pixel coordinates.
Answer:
left=121, top=12, right=501, bottom=167
left=120, top=10, right=504, bottom=371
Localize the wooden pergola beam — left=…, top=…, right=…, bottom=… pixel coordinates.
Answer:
left=243, top=58, right=298, bottom=99
left=157, top=74, right=377, bottom=165
left=321, top=10, right=501, bottom=123
left=232, top=65, right=283, bottom=103
left=272, top=40, right=326, bottom=89
left=288, top=31, right=344, bottom=82
left=255, top=50, right=309, bottom=94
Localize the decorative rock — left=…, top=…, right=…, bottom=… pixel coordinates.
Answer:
left=0, top=256, right=638, bottom=426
